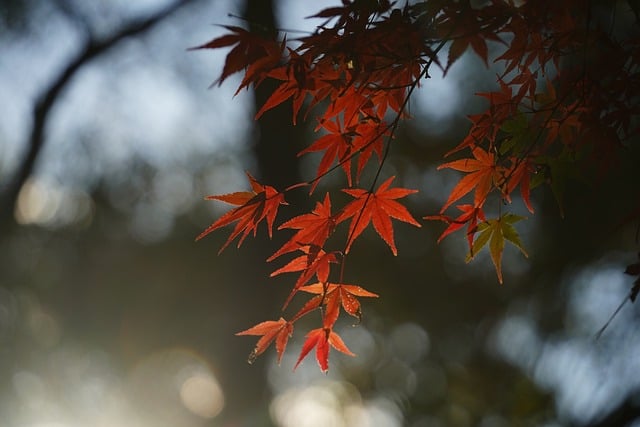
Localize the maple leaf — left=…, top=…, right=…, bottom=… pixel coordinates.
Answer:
left=447, top=35, right=487, bottom=73
left=465, top=213, right=528, bottom=284
left=446, top=81, right=518, bottom=157
left=504, top=158, right=534, bottom=213
left=196, top=173, right=287, bottom=252
left=255, top=51, right=315, bottom=124
left=270, top=245, right=339, bottom=309
left=191, top=25, right=281, bottom=89
left=425, top=204, right=486, bottom=249
left=236, top=317, right=293, bottom=364
left=294, top=327, right=355, bottom=373
left=475, top=80, right=517, bottom=125
left=438, top=146, right=503, bottom=213
left=300, top=282, right=379, bottom=327
left=298, top=119, right=355, bottom=191
left=352, top=120, right=387, bottom=182
left=269, top=193, right=336, bottom=260
left=289, top=293, right=324, bottom=323
left=337, top=176, right=421, bottom=255
left=439, top=1, right=504, bottom=73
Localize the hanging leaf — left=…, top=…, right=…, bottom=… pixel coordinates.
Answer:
left=337, top=176, right=421, bottom=255
left=236, top=318, right=293, bottom=364
left=294, top=328, right=355, bottom=373
left=466, top=214, right=528, bottom=284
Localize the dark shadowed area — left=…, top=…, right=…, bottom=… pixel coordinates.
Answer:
left=1, top=1, right=639, bottom=426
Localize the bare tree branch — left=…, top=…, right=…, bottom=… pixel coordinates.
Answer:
left=0, top=0, right=195, bottom=227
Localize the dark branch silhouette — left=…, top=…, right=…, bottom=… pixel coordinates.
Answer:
left=0, top=0, right=195, bottom=227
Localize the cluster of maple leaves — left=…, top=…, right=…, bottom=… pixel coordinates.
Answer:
left=193, top=0, right=640, bottom=371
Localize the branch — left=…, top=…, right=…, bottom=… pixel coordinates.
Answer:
left=0, top=0, right=195, bottom=227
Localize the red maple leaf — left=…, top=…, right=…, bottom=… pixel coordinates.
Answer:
left=270, top=245, right=339, bottom=309
left=236, top=317, right=293, bottom=364
left=191, top=25, right=281, bottom=90
left=298, top=119, right=355, bottom=191
left=445, top=81, right=518, bottom=157
left=337, top=176, right=421, bottom=255
left=425, top=204, right=486, bottom=249
left=446, top=32, right=488, bottom=74
left=504, top=157, right=534, bottom=213
left=294, top=327, right=354, bottom=373
left=300, top=282, right=379, bottom=327
left=439, top=2, right=504, bottom=73
left=196, top=173, right=287, bottom=252
left=255, top=50, right=315, bottom=124
left=438, top=146, right=503, bottom=213
left=352, top=120, right=387, bottom=182
left=270, top=246, right=336, bottom=281
left=269, top=193, right=336, bottom=260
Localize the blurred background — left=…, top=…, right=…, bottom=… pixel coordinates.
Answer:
left=1, top=1, right=640, bottom=426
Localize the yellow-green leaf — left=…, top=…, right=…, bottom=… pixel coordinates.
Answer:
left=489, top=222, right=505, bottom=283
left=466, top=214, right=528, bottom=284
left=465, top=220, right=493, bottom=262
left=501, top=213, right=528, bottom=258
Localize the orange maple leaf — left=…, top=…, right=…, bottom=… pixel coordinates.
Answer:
left=300, top=282, right=379, bottom=328
left=337, top=176, right=421, bottom=255
left=425, top=204, right=486, bottom=249
left=196, top=173, right=287, bottom=252
left=269, top=193, right=336, bottom=260
left=504, top=157, right=534, bottom=213
left=236, top=317, right=293, bottom=364
left=438, top=146, right=503, bottom=213
left=270, top=245, right=339, bottom=309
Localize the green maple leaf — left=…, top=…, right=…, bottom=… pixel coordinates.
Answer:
left=466, top=213, right=528, bottom=284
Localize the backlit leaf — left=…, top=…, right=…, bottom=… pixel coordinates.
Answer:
left=236, top=318, right=293, bottom=364
left=196, top=173, right=287, bottom=252
left=466, top=214, right=528, bottom=284
left=294, top=328, right=355, bottom=373
left=337, top=176, right=421, bottom=255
